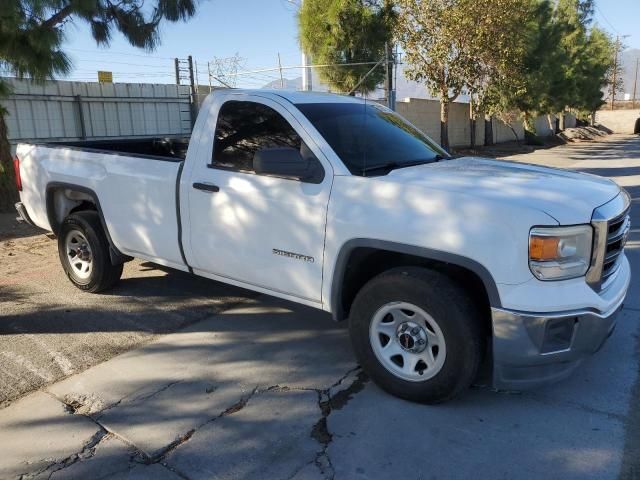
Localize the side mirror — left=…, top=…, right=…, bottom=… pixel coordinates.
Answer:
left=253, top=147, right=322, bottom=182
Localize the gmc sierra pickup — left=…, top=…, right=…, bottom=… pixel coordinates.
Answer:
left=14, top=90, right=631, bottom=403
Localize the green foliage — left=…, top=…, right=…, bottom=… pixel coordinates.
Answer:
left=397, top=0, right=474, bottom=103
left=0, top=2, right=71, bottom=83
left=298, top=0, right=395, bottom=94
left=481, top=0, right=616, bottom=125
left=578, top=27, right=617, bottom=112
left=396, top=0, right=530, bottom=149
left=480, top=1, right=561, bottom=125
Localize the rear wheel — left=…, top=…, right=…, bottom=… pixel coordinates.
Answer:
left=348, top=267, right=484, bottom=403
left=58, top=211, right=123, bottom=293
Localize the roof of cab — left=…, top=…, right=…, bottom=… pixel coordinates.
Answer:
left=224, top=89, right=365, bottom=105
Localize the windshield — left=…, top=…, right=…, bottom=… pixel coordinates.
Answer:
left=296, top=102, right=449, bottom=176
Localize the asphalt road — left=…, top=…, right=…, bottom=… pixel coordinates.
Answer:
left=0, top=133, right=639, bottom=480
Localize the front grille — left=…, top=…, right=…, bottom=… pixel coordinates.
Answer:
left=601, top=210, right=629, bottom=283
left=586, top=191, right=631, bottom=291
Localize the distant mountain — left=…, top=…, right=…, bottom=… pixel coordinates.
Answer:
left=260, top=65, right=443, bottom=101
left=621, top=48, right=640, bottom=99
left=261, top=70, right=328, bottom=92
left=261, top=76, right=304, bottom=90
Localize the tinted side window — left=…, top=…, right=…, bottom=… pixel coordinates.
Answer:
left=212, top=100, right=302, bottom=172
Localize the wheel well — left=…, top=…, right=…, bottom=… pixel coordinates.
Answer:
left=47, top=187, right=98, bottom=235
left=46, top=184, right=131, bottom=265
left=336, top=247, right=492, bottom=333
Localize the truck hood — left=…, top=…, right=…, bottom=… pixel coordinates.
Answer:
left=385, top=157, right=621, bottom=224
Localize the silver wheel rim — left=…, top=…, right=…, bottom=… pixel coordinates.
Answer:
left=369, top=301, right=447, bottom=382
left=65, top=230, right=93, bottom=280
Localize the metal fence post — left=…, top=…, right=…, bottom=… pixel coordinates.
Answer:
left=74, top=95, right=87, bottom=139
left=188, top=55, right=196, bottom=128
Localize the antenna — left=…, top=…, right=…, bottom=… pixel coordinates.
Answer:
left=362, top=92, right=368, bottom=176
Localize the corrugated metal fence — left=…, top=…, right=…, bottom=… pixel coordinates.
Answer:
left=1, top=78, right=192, bottom=143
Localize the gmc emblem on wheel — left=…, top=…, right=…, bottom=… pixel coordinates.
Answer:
left=272, top=248, right=314, bottom=263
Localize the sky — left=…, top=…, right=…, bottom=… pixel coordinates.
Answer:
left=61, top=0, right=640, bottom=88
left=63, top=0, right=304, bottom=87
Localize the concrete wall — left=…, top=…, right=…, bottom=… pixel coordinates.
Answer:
left=534, top=114, right=558, bottom=137
left=396, top=98, right=441, bottom=142
left=595, top=109, right=640, bottom=134
left=397, top=97, right=585, bottom=147
left=564, top=113, right=577, bottom=129
left=1, top=78, right=192, bottom=143
left=492, top=117, right=525, bottom=144
left=396, top=98, right=484, bottom=148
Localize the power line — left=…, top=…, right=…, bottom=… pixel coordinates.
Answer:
left=71, top=68, right=173, bottom=73
left=66, top=47, right=175, bottom=60
left=594, top=3, right=620, bottom=35
left=71, top=59, right=174, bottom=69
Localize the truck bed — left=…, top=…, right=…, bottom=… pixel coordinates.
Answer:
left=16, top=140, right=188, bottom=271
left=42, top=137, right=190, bottom=161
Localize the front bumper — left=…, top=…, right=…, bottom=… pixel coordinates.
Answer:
left=491, top=295, right=624, bottom=391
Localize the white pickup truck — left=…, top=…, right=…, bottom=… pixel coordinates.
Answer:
left=14, top=90, right=631, bottom=403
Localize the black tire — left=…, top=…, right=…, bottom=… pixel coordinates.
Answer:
left=57, top=211, right=123, bottom=293
left=348, top=267, right=484, bottom=404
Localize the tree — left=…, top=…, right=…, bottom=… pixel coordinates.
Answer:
left=463, top=0, right=533, bottom=148
left=480, top=0, right=565, bottom=133
left=298, top=0, right=395, bottom=94
left=480, top=0, right=615, bottom=136
left=0, top=0, right=197, bottom=212
left=552, top=0, right=594, bottom=113
left=396, top=0, right=531, bottom=150
left=575, top=27, right=616, bottom=116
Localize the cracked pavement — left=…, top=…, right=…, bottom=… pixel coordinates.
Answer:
left=1, top=134, right=640, bottom=479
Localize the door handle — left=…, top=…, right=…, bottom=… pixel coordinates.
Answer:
left=193, top=182, right=220, bottom=193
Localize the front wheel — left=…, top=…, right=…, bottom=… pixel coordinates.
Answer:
left=348, top=267, right=484, bottom=404
left=58, top=211, right=123, bottom=293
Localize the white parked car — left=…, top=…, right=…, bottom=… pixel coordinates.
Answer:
left=14, top=90, right=631, bottom=403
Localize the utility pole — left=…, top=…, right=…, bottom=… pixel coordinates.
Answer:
left=299, top=0, right=312, bottom=91
left=301, top=53, right=312, bottom=91
left=394, top=47, right=400, bottom=104
left=288, top=0, right=311, bottom=91
left=278, top=53, right=285, bottom=89
left=174, top=58, right=180, bottom=85
left=632, top=57, right=639, bottom=107
left=384, top=43, right=395, bottom=111
left=611, top=35, right=620, bottom=110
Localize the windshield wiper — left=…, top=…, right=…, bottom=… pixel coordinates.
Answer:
left=361, top=156, right=443, bottom=175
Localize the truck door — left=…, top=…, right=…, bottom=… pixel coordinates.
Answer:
left=184, top=95, right=333, bottom=304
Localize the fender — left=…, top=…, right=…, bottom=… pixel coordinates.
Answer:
left=45, top=182, right=132, bottom=265
left=330, top=238, right=502, bottom=322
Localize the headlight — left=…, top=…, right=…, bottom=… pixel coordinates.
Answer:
left=529, top=225, right=593, bottom=280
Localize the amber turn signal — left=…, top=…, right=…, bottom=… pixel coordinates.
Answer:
left=529, top=235, right=560, bottom=261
